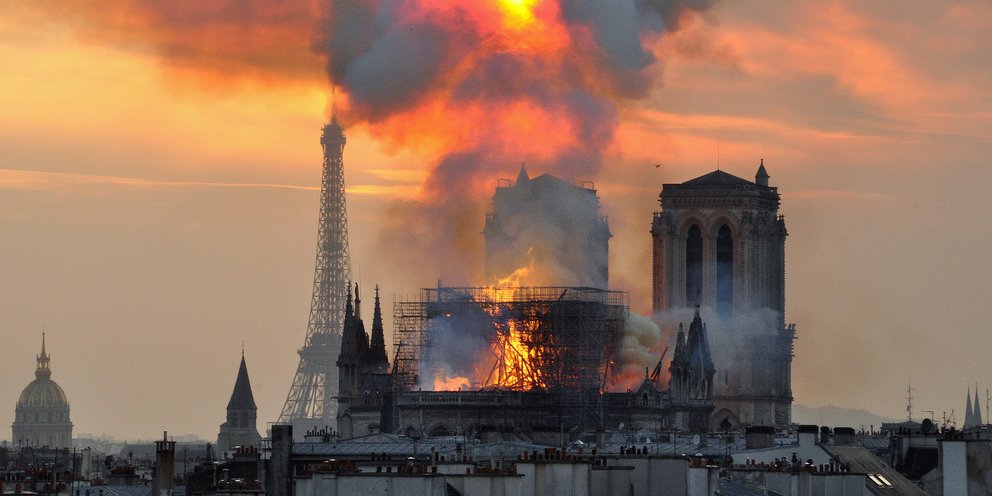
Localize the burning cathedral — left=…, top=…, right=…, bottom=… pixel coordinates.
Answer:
left=334, top=166, right=721, bottom=442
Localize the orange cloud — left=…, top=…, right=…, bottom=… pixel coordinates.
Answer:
left=5, top=0, right=324, bottom=88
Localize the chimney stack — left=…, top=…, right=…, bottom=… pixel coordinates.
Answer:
left=151, top=431, right=176, bottom=496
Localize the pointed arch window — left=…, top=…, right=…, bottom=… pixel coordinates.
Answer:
left=686, top=225, right=703, bottom=303
left=717, top=224, right=734, bottom=316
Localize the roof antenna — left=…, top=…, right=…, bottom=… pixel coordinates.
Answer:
left=717, top=136, right=721, bottom=171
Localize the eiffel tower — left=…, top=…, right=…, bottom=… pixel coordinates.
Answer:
left=278, top=117, right=351, bottom=429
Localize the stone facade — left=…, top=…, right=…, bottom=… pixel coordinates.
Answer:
left=12, top=335, right=72, bottom=448
left=651, top=164, right=795, bottom=427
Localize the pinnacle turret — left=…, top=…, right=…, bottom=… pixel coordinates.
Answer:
left=966, top=387, right=976, bottom=428
left=755, top=159, right=769, bottom=186
left=338, top=286, right=358, bottom=365
left=975, top=385, right=983, bottom=427
left=369, top=285, right=389, bottom=371
left=516, top=163, right=530, bottom=184
left=35, top=333, right=51, bottom=379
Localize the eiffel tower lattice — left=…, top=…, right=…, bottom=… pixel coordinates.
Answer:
left=278, top=117, right=351, bottom=426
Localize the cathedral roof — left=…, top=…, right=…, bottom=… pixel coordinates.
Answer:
left=227, top=354, right=257, bottom=411
left=18, top=334, right=69, bottom=410
left=660, top=167, right=780, bottom=210
left=683, top=169, right=756, bottom=187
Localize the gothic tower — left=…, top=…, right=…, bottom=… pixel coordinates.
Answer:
left=651, top=162, right=795, bottom=427
left=337, top=283, right=390, bottom=439
left=667, top=300, right=716, bottom=433
left=279, top=118, right=353, bottom=431
left=216, top=352, right=262, bottom=451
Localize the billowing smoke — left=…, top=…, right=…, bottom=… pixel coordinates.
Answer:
left=614, top=311, right=665, bottom=391
left=417, top=309, right=494, bottom=390
left=316, top=0, right=715, bottom=282
left=484, top=169, right=610, bottom=287
left=639, top=305, right=783, bottom=393
left=25, top=0, right=718, bottom=284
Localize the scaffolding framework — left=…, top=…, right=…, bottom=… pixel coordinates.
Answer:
left=393, top=286, right=627, bottom=429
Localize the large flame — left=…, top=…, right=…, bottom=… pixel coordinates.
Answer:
left=431, top=252, right=553, bottom=391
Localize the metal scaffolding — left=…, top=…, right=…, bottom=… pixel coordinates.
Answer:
left=392, top=286, right=627, bottom=430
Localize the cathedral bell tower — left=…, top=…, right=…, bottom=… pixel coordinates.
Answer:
left=651, top=162, right=795, bottom=427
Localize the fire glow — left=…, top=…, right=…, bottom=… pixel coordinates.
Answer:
left=420, top=258, right=625, bottom=394
left=431, top=260, right=550, bottom=392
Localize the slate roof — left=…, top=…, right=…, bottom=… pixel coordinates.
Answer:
left=682, top=170, right=756, bottom=187
left=227, top=355, right=257, bottom=410
left=94, top=486, right=153, bottom=496
left=823, top=445, right=927, bottom=496
left=719, top=478, right=782, bottom=496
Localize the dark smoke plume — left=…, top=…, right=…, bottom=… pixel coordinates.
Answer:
left=315, top=0, right=715, bottom=282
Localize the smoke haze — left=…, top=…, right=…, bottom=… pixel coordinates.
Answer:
left=314, top=0, right=714, bottom=283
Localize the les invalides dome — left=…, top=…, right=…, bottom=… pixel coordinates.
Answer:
left=12, top=334, right=73, bottom=448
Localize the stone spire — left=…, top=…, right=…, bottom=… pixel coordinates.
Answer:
left=338, top=284, right=357, bottom=363
left=685, top=305, right=715, bottom=391
left=755, top=159, right=769, bottom=187
left=975, top=385, right=983, bottom=427
left=227, top=354, right=257, bottom=411
left=516, top=162, right=530, bottom=184
left=36, top=332, right=51, bottom=379
left=354, top=283, right=362, bottom=322
left=354, top=283, right=370, bottom=359
left=966, top=388, right=975, bottom=428
left=217, top=353, right=262, bottom=450
left=368, top=285, right=389, bottom=371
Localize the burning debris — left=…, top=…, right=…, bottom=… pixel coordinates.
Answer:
left=392, top=286, right=627, bottom=394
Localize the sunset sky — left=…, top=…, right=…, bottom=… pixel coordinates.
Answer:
left=1, top=0, right=990, bottom=440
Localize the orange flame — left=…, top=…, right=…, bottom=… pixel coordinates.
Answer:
left=432, top=372, right=472, bottom=391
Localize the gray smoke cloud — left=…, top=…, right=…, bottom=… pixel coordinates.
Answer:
left=648, top=305, right=783, bottom=392
left=315, top=0, right=716, bottom=283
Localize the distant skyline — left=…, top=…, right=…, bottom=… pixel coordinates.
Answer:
left=1, top=0, right=991, bottom=440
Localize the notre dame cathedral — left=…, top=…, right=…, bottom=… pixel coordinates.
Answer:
left=651, top=162, right=796, bottom=428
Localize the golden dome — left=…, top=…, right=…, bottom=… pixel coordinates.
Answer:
left=18, top=378, right=69, bottom=409
left=16, top=334, right=70, bottom=411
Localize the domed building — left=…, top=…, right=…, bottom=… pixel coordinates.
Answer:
left=12, top=335, right=73, bottom=448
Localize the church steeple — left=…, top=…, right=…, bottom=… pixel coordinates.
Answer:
left=516, top=163, right=530, bottom=185
left=966, top=388, right=975, bottom=428
left=217, top=352, right=262, bottom=450
left=227, top=353, right=257, bottom=411
left=36, top=333, right=51, bottom=379
left=369, top=285, right=389, bottom=371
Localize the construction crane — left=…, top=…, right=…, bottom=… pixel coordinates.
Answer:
left=649, top=345, right=670, bottom=384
